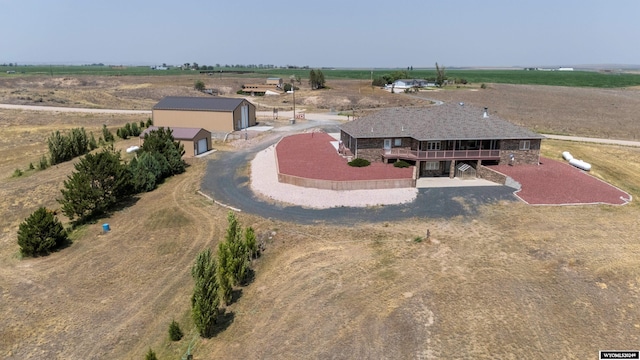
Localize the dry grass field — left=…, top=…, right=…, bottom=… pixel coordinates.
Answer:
left=1, top=76, right=640, bottom=359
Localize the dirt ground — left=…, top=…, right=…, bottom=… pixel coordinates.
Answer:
left=1, top=76, right=640, bottom=359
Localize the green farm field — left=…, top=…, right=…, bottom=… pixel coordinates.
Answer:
left=3, top=65, right=640, bottom=88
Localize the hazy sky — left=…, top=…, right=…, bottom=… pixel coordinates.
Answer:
left=1, top=0, right=638, bottom=68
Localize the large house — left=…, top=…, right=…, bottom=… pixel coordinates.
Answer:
left=152, top=96, right=256, bottom=133
left=339, top=104, right=544, bottom=178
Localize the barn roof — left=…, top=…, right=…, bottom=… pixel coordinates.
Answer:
left=152, top=96, right=246, bottom=112
left=140, top=126, right=210, bottom=140
left=340, top=104, right=544, bottom=141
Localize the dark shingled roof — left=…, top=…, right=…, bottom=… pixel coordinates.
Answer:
left=152, top=96, right=245, bottom=112
left=340, top=104, right=545, bottom=141
left=140, top=126, right=210, bottom=140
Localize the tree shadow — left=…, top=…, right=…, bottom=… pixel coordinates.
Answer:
left=70, top=196, right=141, bottom=228
left=241, top=268, right=256, bottom=286
left=231, top=288, right=243, bottom=304
left=212, top=309, right=235, bottom=336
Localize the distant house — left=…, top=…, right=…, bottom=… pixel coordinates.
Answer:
left=240, top=84, right=284, bottom=96
left=340, top=104, right=544, bottom=178
left=152, top=96, right=257, bottom=133
left=266, top=77, right=284, bottom=88
left=140, top=126, right=211, bottom=157
left=558, top=67, right=574, bottom=71
left=386, top=79, right=434, bottom=91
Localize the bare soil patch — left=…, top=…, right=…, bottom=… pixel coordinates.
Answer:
left=421, top=83, right=640, bottom=140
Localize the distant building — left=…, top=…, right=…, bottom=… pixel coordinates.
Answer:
left=558, top=67, right=574, bottom=71
left=152, top=96, right=257, bottom=133
left=140, top=126, right=211, bottom=157
left=385, top=79, right=435, bottom=91
left=266, top=77, right=284, bottom=88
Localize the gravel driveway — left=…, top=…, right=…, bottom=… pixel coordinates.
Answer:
left=200, top=133, right=517, bottom=224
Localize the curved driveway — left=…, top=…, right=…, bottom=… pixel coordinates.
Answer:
left=200, top=124, right=517, bottom=225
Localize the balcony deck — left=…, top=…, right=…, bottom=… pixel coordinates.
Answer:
left=383, top=148, right=501, bottom=161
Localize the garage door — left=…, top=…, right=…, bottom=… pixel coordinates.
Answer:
left=196, top=138, right=208, bottom=155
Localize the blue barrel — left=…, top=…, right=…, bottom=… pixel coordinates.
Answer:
left=102, top=223, right=110, bottom=232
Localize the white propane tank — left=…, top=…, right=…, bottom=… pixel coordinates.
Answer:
left=562, top=151, right=573, bottom=161
left=126, top=146, right=140, bottom=153
left=569, top=158, right=591, bottom=171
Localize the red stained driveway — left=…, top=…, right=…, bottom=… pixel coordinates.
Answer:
left=488, top=158, right=632, bottom=205
left=275, top=132, right=413, bottom=181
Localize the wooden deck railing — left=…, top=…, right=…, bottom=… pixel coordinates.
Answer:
left=383, top=148, right=500, bottom=160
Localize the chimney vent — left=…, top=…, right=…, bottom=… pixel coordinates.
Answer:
left=483, top=107, right=489, bottom=118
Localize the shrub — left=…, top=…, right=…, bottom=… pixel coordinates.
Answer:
left=29, top=162, right=35, bottom=170
left=194, top=79, right=205, bottom=91
left=145, top=117, right=153, bottom=127
left=38, top=155, right=49, bottom=170
left=348, top=158, right=370, bottom=167
left=101, top=124, right=114, bottom=143
left=12, top=168, right=23, bottom=177
left=393, top=160, right=411, bottom=168
left=481, top=83, right=487, bottom=89
left=168, top=320, right=184, bottom=341
left=145, top=348, right=158, bottom=360
left=17, top=207, right=68, bottom=257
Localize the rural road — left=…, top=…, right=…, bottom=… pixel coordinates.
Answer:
left=0, top=103, right=151, bottom=114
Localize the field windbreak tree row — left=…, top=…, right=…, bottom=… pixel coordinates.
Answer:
left=191, top=212, right=259, bottom=338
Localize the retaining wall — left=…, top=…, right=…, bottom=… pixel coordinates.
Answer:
left=277, top=172, right=415, bottom=190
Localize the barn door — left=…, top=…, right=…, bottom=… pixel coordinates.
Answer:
left=197, top=138, right=207, bottom=155
left=241, top=105, right=249, bottom=129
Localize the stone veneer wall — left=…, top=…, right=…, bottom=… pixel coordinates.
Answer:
left=499, top=139, right=541, bottom=165
left=477, top=165, right=507, bottom=185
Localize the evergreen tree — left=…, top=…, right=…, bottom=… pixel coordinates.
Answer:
left=191, top=248, right=220, bottom=338
left=168, top=320, right=184, bottom=341
left=130, top=122, right=141, bottom=136
left=68, top=127, right=89, bottom=158
left=58, top=147, right=132, bottom=221
left=216, top=241, right=234, bottom=305
left=129, top=152, right=163, bottom=192
left=145, top=348, right=158, bottom=360
left=223, top=212, right=250, bottom=286
left=48, top=130, right=71, bottom=165
left=88, top=132, right=98, bottom=150
left=101, top=124, right=114, bottom=143
left=17, top=207, right=68, bottom=257
left=140, top=127, right=186, bottom=178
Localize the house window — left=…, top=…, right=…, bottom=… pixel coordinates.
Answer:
left=426, top=141, right=441, bottom=150
left=424, top=161, right=439, bottom=170
left=519, top=140, right=530, bottom=150
left=394, top=138, right=402, bottom=146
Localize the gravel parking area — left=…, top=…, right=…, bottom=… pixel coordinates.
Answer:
left=250, top=145, right=418, bottom=209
